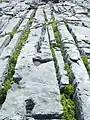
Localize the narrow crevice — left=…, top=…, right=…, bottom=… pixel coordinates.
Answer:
left=33, top=56, right=52, bottom=66
left=42, top=0, right=59, bottom=3
left=25, top=99, right=35, bottom=119
left=32, top=113, right=62, bottom=119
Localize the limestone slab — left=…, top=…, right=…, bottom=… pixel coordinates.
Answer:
left=2, top=17, right=22, bottom=34
left=0, top=35, right=11, bottom=55
left=54, top=48, right=69, bottom=87
left=18, top=18, right=29, bottom=31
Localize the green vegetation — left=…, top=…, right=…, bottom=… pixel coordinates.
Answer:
left=0, top=14, right=34, bottom=104
left=52, top=17, right=61, bottom=47
left=50, top=45, right=60, bottom=81
left=60, top=63, right=77, bottom=120
left=61, top=93, right=76, bottom=120
left=60, top=76, right=77, bottom=120
left=81, top=55, right=90, bottom=75
left=8, top=31, right=17, bottom=38
left=61, top=85, right=75, bottom=99
left=64, top=63, right=72, bottom=83
left=51, top=16, right=64, bottom=57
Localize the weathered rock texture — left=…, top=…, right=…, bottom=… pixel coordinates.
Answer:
left=0, top=5, right=63, bottom=120
left=0, top=0, right=90, bottom=120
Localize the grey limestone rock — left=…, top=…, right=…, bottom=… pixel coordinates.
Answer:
left=0, top=32, right=22, bottom=59
left=48, top=24, right=56, bottom=46
left=2, top=17, right=22, bottom=35
left=0, top=35, right=11, bottom=55
left=54, top=48, right=69, bottom=87
left=58, top=23, right=80, bottom=62
left=0, top=32, right=22, bottom=85
left=15, top=10, right=28, bottom=18
left=18, top=18, right=29, bottom=31
left=26, top=9, right=34, bottom=19
left=74, top=82, right=90, bottom=120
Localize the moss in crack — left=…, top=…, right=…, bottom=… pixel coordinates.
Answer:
left=8, top=31, right=17, bottom=39
left=51, top=16, right=64, bottom=56
left=52, top=20, right=60, bottom=47
left=0, top=14, right=34, bottom=104
left=81, top=55, right=90, bottom=76
left=61, top=80, right=77, bottom=120
left=61, top=93, right=76, bottom=120
left=61, top=63, right=77, bottom=120
left=64, top=63, right=72, bottom=84
left=65, top=21, right=79, bottom=51
left=50, top=45, right=60, bottom=81
left=61, top=85, right=75, bottom=99
left=50, top=45, right=57, bottom=70
left=43, top=10, right=48, bottom=22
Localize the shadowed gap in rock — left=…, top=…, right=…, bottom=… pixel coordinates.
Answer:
left=42, top=0, right=59, bottom=3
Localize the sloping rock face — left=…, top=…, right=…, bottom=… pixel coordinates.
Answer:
left=0, top=0, right=90, bottom=120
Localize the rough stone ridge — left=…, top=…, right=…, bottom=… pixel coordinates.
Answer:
left=54, top=48, right=69, bottom=87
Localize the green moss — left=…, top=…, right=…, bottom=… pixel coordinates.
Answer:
left=52, top=21, right=60, bottom=46
left=81, top=55, right=90, bottom=75
left=8, top=31, right=16, bottom=38
left=61, top=85, right=75, bottom=99
left=61, top=94, right=76, bottom=120
left=62, top=64, right=77, bottom=120
left=51, top=16, right=64, bottom=56
left=81, top=55, right=88, bottom=67
left=64, top=63, right=72, bottom=83
left=61, top=84, right=76, bottom=120
left=50, top=45, right=60, bottom=81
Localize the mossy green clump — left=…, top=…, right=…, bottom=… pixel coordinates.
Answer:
left=61, top=85, right=75, bottom=99
left=81, top=55, right=88, bottom=67
left=61, top=84, right=76, bottom=120
left=81, top=55, right=90, bottom=75
left=8, top=31, right=16, bottom=38
left=51, top=16, right=64, bottom=56
left=61, top=94, right=76, bottom=120
left=52, top=20, right=61, bottom=47
left=64, top=63, right=72, bottom=83
left=62, top=63, right=77, bottom=120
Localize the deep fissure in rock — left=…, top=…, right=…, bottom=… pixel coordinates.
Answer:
left=33, top=57, right=52, bottom=66
left=26, top=99, right=35, bottom=119
left=42, top=0, right=59, bottom=3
